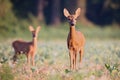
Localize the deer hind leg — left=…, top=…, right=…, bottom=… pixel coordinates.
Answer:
left=13, top=54, right=17, bottom=64
left=13, top=51, right=18, bottom=64
left=79, top=47, right=84, bottom=63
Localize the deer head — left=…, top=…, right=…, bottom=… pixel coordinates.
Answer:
left=63, top=8, right=81, bottom=26
left=29, top=26, right=41, bottom=38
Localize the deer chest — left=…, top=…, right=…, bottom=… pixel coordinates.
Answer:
left=68, top=39, right=79, bottom=50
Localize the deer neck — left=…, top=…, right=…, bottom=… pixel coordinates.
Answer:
left=32, top=37, right=37, bottom=47
left=70, top=25, right=76, bottom=39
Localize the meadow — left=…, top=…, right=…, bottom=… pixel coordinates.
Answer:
left=0, top=24, right=120, bottom=80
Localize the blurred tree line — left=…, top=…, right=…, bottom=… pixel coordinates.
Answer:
left=86, top=0, right=120, bottom=26
left=0, top=0, right=120, bottom=29
left=11, top=0, right=120, bottom=26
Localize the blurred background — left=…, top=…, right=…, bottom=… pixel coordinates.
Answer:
left=0, top=0, right=120, bottom=40
left=0, top=1, right=120, bottom=80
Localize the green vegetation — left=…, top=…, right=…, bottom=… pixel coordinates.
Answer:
left=0, top=22, right=120, bottom=41
left=0, top=39, right=120, bottom=80
left=0, top=64, right=14, bottom=80
left=105, top=63, right=120, bottom=80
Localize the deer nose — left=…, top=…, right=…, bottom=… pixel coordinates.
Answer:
left=71, top=22, right=74, bottom=25
left=33, top=34, right=36, bottom=37
left=70, top=20, right=76, bottom=25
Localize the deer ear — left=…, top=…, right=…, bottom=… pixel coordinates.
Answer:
left=36, top=26, right=41, bottom=33
left=74, top=8, right=81, bottom=18
left=63, top=8, right=70, bottom=17
left=29, top=25, right=34, bottom=31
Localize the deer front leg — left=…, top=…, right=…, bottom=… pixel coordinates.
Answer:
left=26, top=53, right=30, bottom=65
left=73, top=50, right=77, bottom=70
left=74, top=51, right=77, bottom=70
left=31, top=53, right=35, bottom=66
left=73, top=52, right=75, bottom=70
left=69, top=50, right=74, bottom=70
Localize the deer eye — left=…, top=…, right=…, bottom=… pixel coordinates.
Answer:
left=67, top=19, right=70, bottom=21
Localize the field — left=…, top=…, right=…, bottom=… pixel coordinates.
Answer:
left=0, top=25, right=120, bottom=80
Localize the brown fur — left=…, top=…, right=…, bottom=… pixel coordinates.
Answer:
left=12, top=26, right=41, bottom=66
left=64, top=8, right=85, bottom=70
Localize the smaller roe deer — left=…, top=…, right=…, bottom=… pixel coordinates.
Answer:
left=63, top=8, right=85, bottom=70
left=12, top=26, right=41, bottom=66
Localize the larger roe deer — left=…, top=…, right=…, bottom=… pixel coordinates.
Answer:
left=63, top=8, right=85, bottom=70
left=12, top=26, right=41, bottom=66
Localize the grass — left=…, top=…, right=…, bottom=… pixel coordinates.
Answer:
left=0, top=39, right=120, bottom=80
left=37, top=24, right=120, bottom=40
left=0, top=23, right=120, bottom=80
left=0, top=64, right=14, bottom=80
left=0, top=23, right=120, bottom=41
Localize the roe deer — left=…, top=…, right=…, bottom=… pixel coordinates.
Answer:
left=63, top=8, right=85, bottom=70
left=12, top=26, right=41, bottom=66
